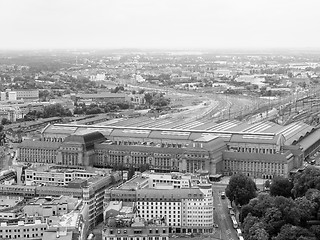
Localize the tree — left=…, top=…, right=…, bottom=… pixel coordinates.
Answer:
left=248, top=222, right=269, bottom=240
left=144, top=93, right=153, bottom=106
left=225, top=173, right=257, bottom=206
left=243, top=214, right=260, bottom=239
left=242, top=193, right=274, bottom=219
left=292, top=167, right=320, bottom=198
left=293, top=196, right=316, bottom=226
left=274, top=224, right=316, bottom=240
left=263, top=207, right=285, bottom=237
left=270, top=176, right=293, bottom=198
left=310, top=225, right=320, bottom=240
left=1, top=118, right=10, bottom=125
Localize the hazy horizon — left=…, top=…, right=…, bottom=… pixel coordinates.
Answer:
left=1, top=0, right=320, bottom=51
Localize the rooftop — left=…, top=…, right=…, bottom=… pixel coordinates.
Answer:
left=64, top=131, right=106, bottom=150
left=136, top=188, right=204, bottom=200
left=105, top=216, right=167, bottom=229
left=42, top=230, right=73, bottom=240
left=29, top=196, right=79, bottom=206
left=18, top=140, right=61, bottom=149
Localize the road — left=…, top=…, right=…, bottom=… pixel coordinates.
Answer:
left=212, top=185, right=239, bottom=240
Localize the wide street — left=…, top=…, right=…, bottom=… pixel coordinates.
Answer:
left=212, top=184, right=239, bottom=240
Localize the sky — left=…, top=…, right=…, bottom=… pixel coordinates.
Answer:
left=0, top=0, right=320, bottom=50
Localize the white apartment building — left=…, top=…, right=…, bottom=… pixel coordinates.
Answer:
left=142, top=172, right=191, bottom=189
left=181, top=184, right=214, bottom=232
left=135, top=185, right=214, bottom=234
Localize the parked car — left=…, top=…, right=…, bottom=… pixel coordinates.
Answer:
left=221, top=192, right=226, bottom=199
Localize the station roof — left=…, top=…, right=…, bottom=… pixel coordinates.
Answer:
left=44, top=118, right=316, bottom=148
left=277, top=122, right=314, bottom=145
left=298, top=128, right=320, bottom=151
left=43, top=125, right=78, bottom=135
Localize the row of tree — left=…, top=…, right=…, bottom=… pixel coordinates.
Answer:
left=74, top=102, right=132, bottom=115
left=24, top=103, right=73, bottom=120
left=226, top=167, right=320, bottom=240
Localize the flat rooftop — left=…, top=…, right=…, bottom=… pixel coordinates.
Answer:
left=30, top=196, right=79, bottom=206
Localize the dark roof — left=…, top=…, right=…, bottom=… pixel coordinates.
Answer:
left=298, top=128, right=320, bottom=151
left=64, top=131, right=106, bottom=150
left=18, top=140, right=61, bottom=149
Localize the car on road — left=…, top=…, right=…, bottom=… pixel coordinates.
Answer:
left=229, top=209, right=235, bottom=215
left=221, top=192, right=226, bottom=199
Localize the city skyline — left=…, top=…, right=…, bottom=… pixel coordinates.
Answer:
left=1, top=0, right=320, bottom=50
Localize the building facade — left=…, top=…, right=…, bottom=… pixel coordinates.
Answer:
left=106, top=185, right=214, bottom=234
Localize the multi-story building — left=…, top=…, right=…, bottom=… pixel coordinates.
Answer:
left=0, top=172, right=121, bottom=230
left=24, top=165, right=110, bottom=186
left=0, top=196, right=88, bottom=240
left=0, top=89, right=39, bottom=102
left=23, top=196, right=79, bottom=217
left=18, top=141, right=60, bottom=164
left=18, top=131, right=226, bottom=175
left=105, top=172, right=214, bottom=234
left=15, top=89, right=39, bottom=101
left=106, top=187, right=214, bottom=234
left=43, top=198, right=89, bottom=240
left=0, top=107, right=17, bottom=122
left=39, top=118, right=320, bottom=178
left=0, top=219, right=48, bottom=240
left=103, top=216, right=169, bottom=240
left=18, top=131, right=106, bottom=167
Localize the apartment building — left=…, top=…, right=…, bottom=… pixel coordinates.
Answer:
left=106, top=187, right=214, bottom=234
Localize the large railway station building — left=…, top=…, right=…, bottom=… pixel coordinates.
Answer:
left=17, top=116, right=320, bottom=179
